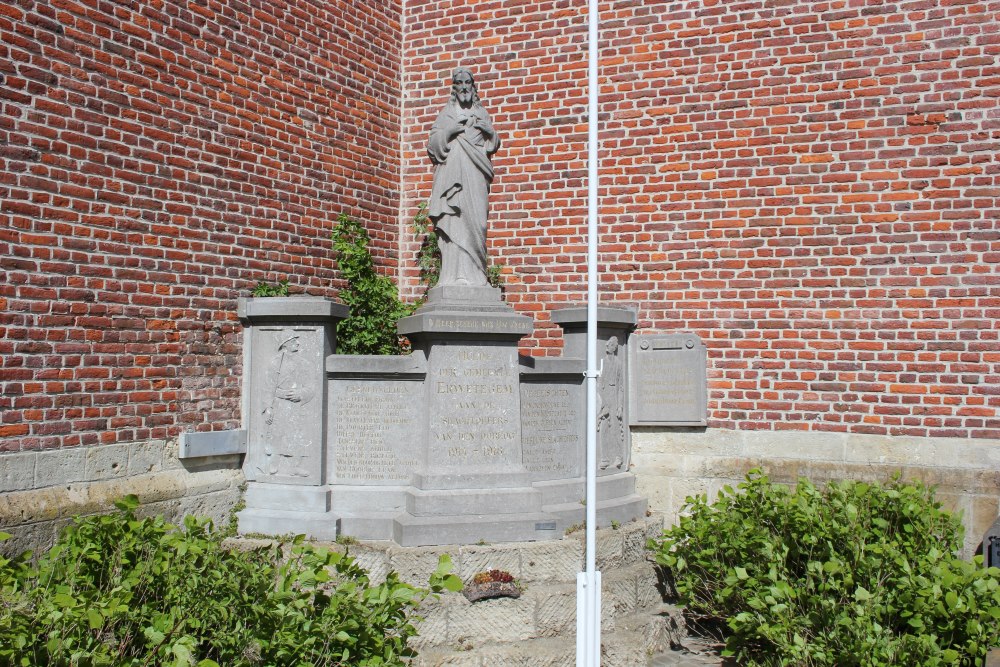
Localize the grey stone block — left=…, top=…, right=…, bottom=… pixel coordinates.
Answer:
left=407, top=487, right=544, bottom=517
left=175, top=488, right=241, bottom=527
left=394, top=513, right=560, bottom=547
left=238, top=296, right=348, bottom=324
left=388, top=545, right=462, bottom=588
left=244, top=484, right=330, bottom=512
left=0, top=452, right=35, bottom=493
left=237, top=508, right=338, bottom=541
left=596, top=530, right=624, bottom=570
left=326, top=350, right=427, bottom=377
left=533, top=584, right=576, bottom=637
left=458, top=543, right=522, bottom=582
left=126, top=440, right=165, bottom=475
left=34, top=447, right=88, bottom=488
left=448, top=596, right=535, bottom=644
left=178, top=430, right=247, bottom=458
left=83, top=443, right=128, bottom=481
left=0, top=519, right=57, bottom=558
left=519, top=540, right=582, bottom=583
left=343, top=544, right=391, bottom=584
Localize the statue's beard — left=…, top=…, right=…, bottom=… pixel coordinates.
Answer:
left=457, top=91, right=474, bottom=107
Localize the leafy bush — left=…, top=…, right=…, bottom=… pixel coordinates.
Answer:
left=0, top=496, right=461, bottom=666
left=649, top=471, right=1000, bottom=666
left=251, top=279, right=290, bottom=297
left=331, top=213, right=415, bottom=355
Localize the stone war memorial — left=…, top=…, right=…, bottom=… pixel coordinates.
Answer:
left=237, top=69, right=654, bottom=546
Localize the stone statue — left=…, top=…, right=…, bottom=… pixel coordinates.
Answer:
left=427, top=67, right=500, bottom=286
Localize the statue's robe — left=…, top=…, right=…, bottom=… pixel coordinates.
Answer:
left=427, top=100, right=500, bottom=286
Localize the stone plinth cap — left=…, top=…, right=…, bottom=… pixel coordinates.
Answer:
left=550, top=306, right=638, bottom=328
left=398, top=310, right=533, bottom=337
left=519, top=356, right=586, bottom=376
left=327, top=350, right=427, bottom=377
left=238, top=296, right=349, bottom=324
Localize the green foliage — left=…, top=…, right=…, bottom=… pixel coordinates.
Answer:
left=411, top=202, right=505, bottom=293
left=331, top=213, right=415, bottom=355
left=649, top=471, right=1000, bottom=667
left=0, top=495, right=460, bottom=666
left=412, top=202, right=441, bottom=291
left=251, top=278, right=290, bottom=297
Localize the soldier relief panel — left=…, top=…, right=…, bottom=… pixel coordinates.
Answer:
left=248, top=327, right=324, bottom=484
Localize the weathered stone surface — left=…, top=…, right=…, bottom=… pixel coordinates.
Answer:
left=1, top=439, right=244, bottom=555
left=635, top=428, right=1000, bottom=562
left=448, top=596, right=534, bottom=644
left=519, top=539, right=582, bottom=583
left=389, top=544, right=463, bottom=587
left=34, top=447, right=87, bottom=488
left=85, top=443, right=130, bottom=481
left=534, top=584, right=576, bottom=637
left=127, top=440, right=165, bottom=475
left=0, top=452, right=34, bottom=493
left=459, top=543, right=522, bottom=582
left=595, top=529, right=624, bottom=570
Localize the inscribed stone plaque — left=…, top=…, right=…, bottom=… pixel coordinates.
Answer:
left=629, top=334, right=707, bottom=426
left=329, top=380, right=421, bottom=484
left=520, top=380, right=583, bottom=480
left=247, top=326, right=325, bottom=484
left=426, top=344, right=522, bottom=471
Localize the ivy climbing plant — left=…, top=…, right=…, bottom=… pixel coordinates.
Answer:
left=331, top=213, right=416, bottom=355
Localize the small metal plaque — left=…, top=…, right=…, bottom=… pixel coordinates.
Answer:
left=535, top=521, right=557, bottom=531
left=628, top=334, right=707, bottom=426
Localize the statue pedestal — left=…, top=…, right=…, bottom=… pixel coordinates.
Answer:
left=393, top=290, right=559, bottom=545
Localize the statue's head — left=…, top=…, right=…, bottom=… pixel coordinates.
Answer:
left=450, top=68, right=479, bottom=108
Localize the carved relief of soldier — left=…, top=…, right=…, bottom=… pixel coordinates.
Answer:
left=597, top=336, right=627, bottom=471
left=258, top=331, right=316, bottom=478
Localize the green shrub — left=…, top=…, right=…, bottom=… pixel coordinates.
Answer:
left=331, top=213, right=415, bottom=355
left=649, top=471, right=1000, bottom=666
left=0, top=496, right=461, bottom=666
left=251, top=278, right=290, bottom=297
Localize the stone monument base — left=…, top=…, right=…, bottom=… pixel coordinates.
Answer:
left=236, top=296, right=649, bottom=546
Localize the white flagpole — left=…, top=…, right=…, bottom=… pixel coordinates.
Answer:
left=576, top=0, right=601, bottom=663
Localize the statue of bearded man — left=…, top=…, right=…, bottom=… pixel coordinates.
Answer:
left=427, top=68, right=500, bottom=287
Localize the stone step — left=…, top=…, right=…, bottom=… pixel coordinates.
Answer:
left=409, top=606, right=684, bottom=667
left=408, top=560, right=665, bottom=651
left=394, top=511, right=561, bottom=546
left=326, top=515, right=662, bottom=588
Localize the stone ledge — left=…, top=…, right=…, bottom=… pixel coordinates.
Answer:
left=237, top=296, right=348, bottom=324
left=0, top=467, right=243, bottom=529
left=0, top=439, right=186, bottom=494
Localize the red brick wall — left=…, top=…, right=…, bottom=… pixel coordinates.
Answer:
left=1, top=0, right=402, bottom=451
left=400, top=0, right=1000, bottom=439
